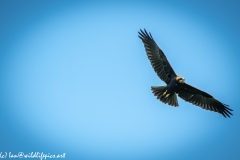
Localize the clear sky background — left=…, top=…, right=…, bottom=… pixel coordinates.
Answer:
left=0, top=0, right=240, bottom=159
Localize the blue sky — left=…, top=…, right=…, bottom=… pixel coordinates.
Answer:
left=0, top=0, right=240, bottom=159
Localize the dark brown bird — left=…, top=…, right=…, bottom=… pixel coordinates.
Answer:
left=138, top=29, right=233, bottom=118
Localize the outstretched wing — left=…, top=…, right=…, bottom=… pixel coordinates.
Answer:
left=138, top=29, right=177, bottom=84
left=177, top=83, right=233, bottom=117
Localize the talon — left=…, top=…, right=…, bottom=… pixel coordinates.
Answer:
left=163, top=90, right=167, bottom=96
left=165, top=94, right=170, bottom=98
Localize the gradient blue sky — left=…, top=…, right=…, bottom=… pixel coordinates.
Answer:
left=0, top=0, right=240, bottom=160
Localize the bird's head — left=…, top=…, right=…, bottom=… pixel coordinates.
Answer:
left=176, top=76, right=185, bottom=83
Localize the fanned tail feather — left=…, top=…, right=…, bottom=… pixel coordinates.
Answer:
left=151, top=86, right=179, bottom=107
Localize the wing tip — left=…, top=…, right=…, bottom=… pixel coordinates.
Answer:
left=138, top=28, right=154, bottom=41
left=219, top=103, right=233, bottom=118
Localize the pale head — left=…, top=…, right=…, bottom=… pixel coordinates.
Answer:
left=176, top=76, right=185, bottom=83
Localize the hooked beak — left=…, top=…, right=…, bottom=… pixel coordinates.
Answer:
left=180, top=78, right=185, bottom=83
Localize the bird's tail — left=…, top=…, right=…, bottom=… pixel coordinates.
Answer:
left=151, top=86, right=179, bottom=107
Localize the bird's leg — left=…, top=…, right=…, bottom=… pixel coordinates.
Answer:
left=163, top=90, right=167, bottom=96
left=165, top=94, right=170, bottom=98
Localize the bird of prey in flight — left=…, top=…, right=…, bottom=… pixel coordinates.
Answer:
left=138, top=29, right=233, bottom=118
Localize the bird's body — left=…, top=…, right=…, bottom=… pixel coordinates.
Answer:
left=165, top=76, right=182, bottom=94
left=138, top=29, right=233, bottom=117
left=151, top=76, right=184, bottom=107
